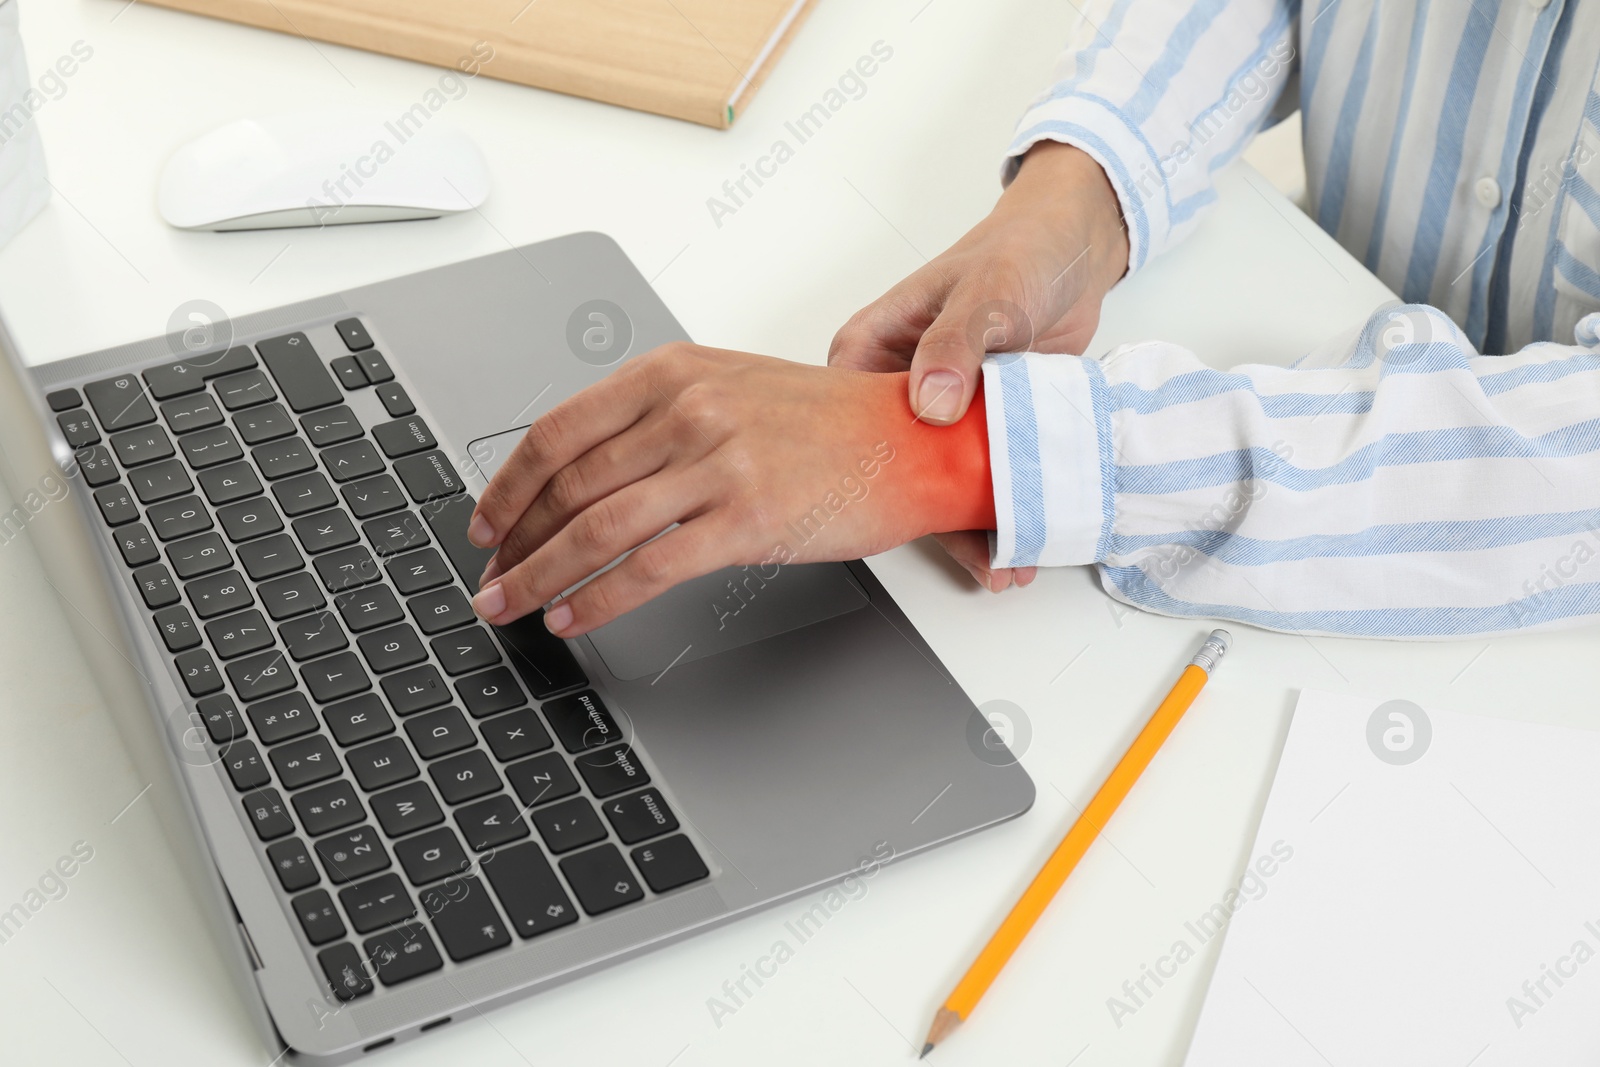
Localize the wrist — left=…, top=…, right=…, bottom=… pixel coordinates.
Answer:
left=1001, top=141, right=1129, bottom=297
left=870, top=371, right=995, bottom=535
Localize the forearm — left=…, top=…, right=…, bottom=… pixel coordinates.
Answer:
left=985, top=304, right=1600, bottom=638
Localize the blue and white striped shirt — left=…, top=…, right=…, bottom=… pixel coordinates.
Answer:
left=985, top=0, right=1600, bottom=637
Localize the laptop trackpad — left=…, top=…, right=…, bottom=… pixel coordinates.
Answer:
left=585, top=563, right=867, bottom=680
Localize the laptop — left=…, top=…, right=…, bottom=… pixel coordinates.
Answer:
left=0, top=231, right=1034, bottom=1063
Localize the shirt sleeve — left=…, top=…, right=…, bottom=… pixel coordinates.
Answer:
left=982, top=305, right=1600, bottom=638
left=1004, top=0, right=1299, bottom=273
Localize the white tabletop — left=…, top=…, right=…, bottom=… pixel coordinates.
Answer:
left=3, top=2, right=1593, bottom=1065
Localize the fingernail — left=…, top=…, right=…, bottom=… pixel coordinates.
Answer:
left=915, top=371, right=964, bottom=423
left=545, top=601, right=573, bottom=635
left=467, top=514, right=495, bottom=548
left=472, top=582, right=506, bottom=622
left=478, top=556, right=501, bottom=588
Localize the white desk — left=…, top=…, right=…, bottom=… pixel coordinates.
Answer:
left=2, top=2, right=1590, bottom=1065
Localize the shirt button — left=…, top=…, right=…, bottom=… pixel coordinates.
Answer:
left=1475, top=176, right=1502, bottom=208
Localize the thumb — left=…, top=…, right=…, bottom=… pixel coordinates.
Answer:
left=909, top=293, right=1025, bottom=425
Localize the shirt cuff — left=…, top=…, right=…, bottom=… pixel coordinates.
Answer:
left=981, top=353, right=1114, bottom=568
left=1000, top=93, right=1166, bottom=273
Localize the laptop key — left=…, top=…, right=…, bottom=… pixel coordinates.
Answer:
left=393, top=450, right=464, bottom=502
left=604, top=788, right=680, bottom=845
left=340, top=873, right=414, bottom=934
left=214, top=368, right=277, bottom=411
left=497, top=613, right=588, bottom=700
left=46, top=387, right=81, bottom=411
left=456, top=794, right=531, bottom=851
left=421, top=875, right=511, bottom=961
left=430, top=751, right=500, bottom=805
left=167, top=532, right=232, bottom=580
left=543, top=690, right=622, bottom=753
left=258, top=571, right=326, bottom=620
left=84, top=374, right=156, bottom=430
left=204, top=609, right=273, bottom=658
left=404, top=706, right=474, bottom=760
left=386, top=547, right=452, bottom=595
left=372, top=417, right=436, bottom=458
left=114, top=523, right=159, bottom=566
left=301, top=405, right=364, bottom=446
left=232, top=401, right=295, bottom=444
left=480, top=843, right=577, bottom=938
left=408, top=587, right=472, bottom=635
left=236, top=533, right=304, bottom=581
left=242, top=787, right=294, bottom=840
left=272, top=735, right=342, bottom=790
left=356, top=351, right=394, bottom=384
left=128, top=458, right=193, bottom=503
left=342, top=474, right=405, bottom=519
left=430, top=625, right=500, bottom=675
left=273, top=471, right=338, bottom=517
left=186, top=569, right=252, bottom=618
left=146, top=495, right=213, bottom=541
left=574, top=744, right=650, bottom=798
left=176, top=425, right=242, bottom=469
left=110, top=424, right=175, bottom=467
left=395, top=827, right=468, bottom=885
left=376, top=381, right=413, bottom=417
left=321, top=439, right=385, bottom=483
left=363, top=923, right=442, bottom=986
left=480, top=709, right=552, bottom=762
left=198, top=461, right=263, bottom=505
left=133, top=564, right=180, bottom=608
left=229, top=649, right=297, bottom=703
left=347, top=737, right=419, bottom=791
left=293, top=509, right=358, bottom=554
left=356, top=624, right=426, bottom=674
left=302, top=651, right=371, bottom=703
left=334, top=318, right=374, bottom=351
left=631, top=835, right=709, bottom=893
left=363, top=512, right=429, bottom=557
left=315, top=545, right=380, bottom=592
left=57, top=410, right=101, bottom=447
left=280, top=610, right=348, bottom=661
left=176, top=649, right=224, bottom=695
left=334, top=584, right=403, bottom=631
left=531, top=796, right=606, bottom=854
left=296, top=781, right=366, bottom=838
left=266, top=837, right=320, bottom=892
left=381, top=665, right=450, bottom=716
left=315, top=826, right=390, bottom=884
left=370, top=781, right=444, bottom=837
left=323, top=693, right=394, bottom=747
left=74, top=445, right=119, bottom=486
left=197, top=694, right=246, bottom=743
left=161, top=392, right=224, bottom=434
left=293, top=889, right=347, bottom=945
left=221, top=740, right=271, bottom=790
left=559, top=844, right=644, bottom=915
left=218, top=497, right=284, bottom=542
left=254, top=437, right=317, bottom=481
left=318, top=943, right=373, bottom=1001
left=246, top=691, right=317, bottom=744
left=144, top=345, right=257, bottom=398
left=330, top=355, right=368, bottom=390
left=505, top=752, right=579, bottom=808
left=94, top=484, right=138, bottom=526
left=153, top=605, right=201, bottom=651
left=258, top=333, right=341, bottom=412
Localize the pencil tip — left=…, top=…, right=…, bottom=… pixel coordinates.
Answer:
left=919, top=1043, right=933, bottom=1059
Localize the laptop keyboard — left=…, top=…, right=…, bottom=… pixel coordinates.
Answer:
left=44, top=319, right=708, bottom=1001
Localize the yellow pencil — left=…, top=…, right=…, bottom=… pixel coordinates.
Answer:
left=920, top=629, right=1233, bottom=1057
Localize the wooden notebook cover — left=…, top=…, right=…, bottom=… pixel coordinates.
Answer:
left=142, top=0, right=820, bottom=128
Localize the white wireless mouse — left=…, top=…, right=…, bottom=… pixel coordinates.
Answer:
left=158, top=111, right=490, bottom=231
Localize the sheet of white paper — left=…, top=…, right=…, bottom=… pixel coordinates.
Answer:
left=1183, top=689, right=1600, bottom=1067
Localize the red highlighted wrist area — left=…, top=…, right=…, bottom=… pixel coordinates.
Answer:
left=876, top=373, right=996, bottom=535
